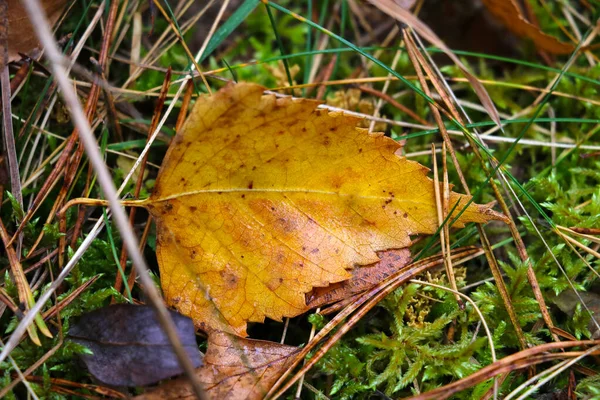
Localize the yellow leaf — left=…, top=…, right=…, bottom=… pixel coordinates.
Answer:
left=140, top=82, right=504, bottom=336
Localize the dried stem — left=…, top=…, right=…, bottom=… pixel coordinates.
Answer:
left=13, top=1, right=208, bottom=398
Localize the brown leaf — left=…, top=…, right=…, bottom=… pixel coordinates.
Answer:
left=135, top=331, right=299, bottom=400
left=481, top=0, right=576, bottom=55
left=367, top=0, right=502, bottom=127
left=307, top=248, right=412, bottom=308
left=2, top=0, right=68, bottom=69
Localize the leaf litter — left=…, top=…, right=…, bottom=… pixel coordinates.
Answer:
left=68, top=304, right=203, bottom=387
left=135, top=331, right=298, bottom=400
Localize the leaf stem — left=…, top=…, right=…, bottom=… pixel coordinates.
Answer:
left=60, top=197, right=148, bottom=212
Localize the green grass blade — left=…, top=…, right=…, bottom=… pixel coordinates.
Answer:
left=200, top=0, right=261, bottom=63
left=266, top=2, right=435, bottom=108
left=264, top=3, right=294, bottom=87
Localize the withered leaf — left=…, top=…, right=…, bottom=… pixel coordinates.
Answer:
left=307, top=248, right=412, bottom=308
left=135, top=331, right=299, bottom=400
left=3, top=0, right=68, bottom=69
left=139, top=82, right=506, bottom=336
left=481, top=0, right=575, bottom=54
left=68, top=304, right=203, bottom=387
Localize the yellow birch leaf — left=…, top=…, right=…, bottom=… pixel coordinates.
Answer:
left=139, top=82, right=505, bottom=336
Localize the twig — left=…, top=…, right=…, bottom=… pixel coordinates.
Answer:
left=114, top=68, right=172, bottom=295
left=403, top=28, right=526, bottom=348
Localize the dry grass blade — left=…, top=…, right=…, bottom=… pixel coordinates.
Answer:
left=504, top=348, right=596, bottom=400
left=13, top=1, right=209, bottom=399
left=8, top=3, right=107, bottom=247
left=0, top=338, right=38, bottom=399
left=114, top=67, right=172, bottom=295
left=1, top=1, right=24, bottom=226
left=0, top=207, right=105, bottom=366
left=367, top=0, right=502, bottom=127
left=432, top=144, right=463, bottom=308
left=42, top=275, right=99, bottom=321
left=267, top=248, right=480, bottom=399
left=410, top=23, right=564, bottom=344
left=356, top=84, right=429, bottom=125
left=0, top=338, right=63, bottom=398
left=0, top=217, right=51, bottom=345
left=150, top=0, right=212, bottom=94
left=402, top=27, right=527, bottom=348
left=407, top=341, right=600, bottom=400
left=410, top=279, right=496, bottom=362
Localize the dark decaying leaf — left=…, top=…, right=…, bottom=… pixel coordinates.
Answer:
left=306, top=248, right=412, bottom=308
left=68, top=304, right=203, bottom=387
left=135, top=331, right=299, bottom=400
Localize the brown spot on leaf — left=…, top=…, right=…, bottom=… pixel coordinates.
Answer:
left=276, top=217, right=297, bottom=234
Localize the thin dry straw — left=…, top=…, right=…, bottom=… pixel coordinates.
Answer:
left=5, top=1, right=208, bottom=398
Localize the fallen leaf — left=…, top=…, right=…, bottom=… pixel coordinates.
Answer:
left=3, top=0, right=68, bottom=69
left=481, top=0, right=575, bottom=55
left=307, top=248, right=412, bottom=308
left=367, top=0, right=503, bottom=127
left=140, top=82, right=505, bottom=336
left=135, top=331, right=298, bottom=400
left=68, top=304, right=203, bottom=387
